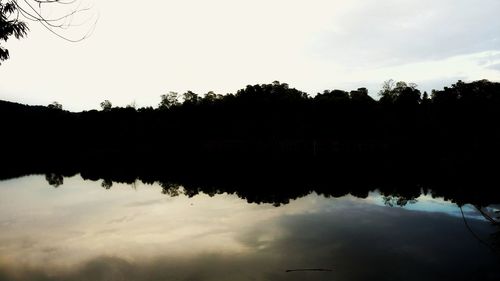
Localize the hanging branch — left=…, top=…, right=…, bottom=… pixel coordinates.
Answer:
left=11, top=0, right=98, bottom=42
left=1, top=1, right=29, bottom=62
left=0, top=0, right=97, bottom=63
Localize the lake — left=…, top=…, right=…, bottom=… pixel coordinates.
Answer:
left=0, top=175, right=499, bottom=281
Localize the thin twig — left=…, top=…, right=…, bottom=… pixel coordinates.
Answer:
left=285, top=268, right=334, bottom=273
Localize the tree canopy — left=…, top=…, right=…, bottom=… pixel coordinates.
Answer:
left=2, top=79, right=500, bottom=199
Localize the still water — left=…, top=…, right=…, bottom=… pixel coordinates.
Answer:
left=0, top=175, right=499, bottom=281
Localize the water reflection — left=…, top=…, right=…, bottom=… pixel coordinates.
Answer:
left=0, top=175, right=499, bottom=281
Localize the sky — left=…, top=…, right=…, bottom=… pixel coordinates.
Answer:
left=1, top=0, right=500, bottom=111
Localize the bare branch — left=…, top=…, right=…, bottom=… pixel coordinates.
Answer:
left=11, top=0, right=98, bottom=42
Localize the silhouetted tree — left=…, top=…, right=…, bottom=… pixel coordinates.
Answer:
left=350, top=88, right=374, bottom=103
left=101, top=179, right=113, bottom=189
left=160, top=182, right=181, bottom=196
left=0, top=1, right=28, bottom=63
left=379, top=79, right=396, bottom=102
left=126, top=100, right=137, bottom=109
left=202, top=91, right=222, bottom=104
left=47, top=101, right=62, bottom=110
left=182, top=91, right=199, bottom=106
left=159, top=91, right=180, bottom=109
left=45, top=173, right=63, bottom=187
left=422, top=91, right=429, bottom=104
left=379, top=80, right=420, bottom=105
left=100, top=100, right=112, bottom=111
left=396, top=84, right=421, bottom=106
left=383, top=195, right=418, bottom=207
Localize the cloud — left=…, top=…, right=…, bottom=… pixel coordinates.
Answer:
left=124, top=199, right=167, bottom=208
left=487, top=63, right=500, bottom=72
left=248, top=202, right=500, bottom=280
left=313, top=0, right=500, bottom=67
left=0, top=201, right=499, bottom=281
left=477, top=52, right=500, bottom=66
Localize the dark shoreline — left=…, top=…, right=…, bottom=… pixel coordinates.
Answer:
left=2, top=80, right=500, bottom=206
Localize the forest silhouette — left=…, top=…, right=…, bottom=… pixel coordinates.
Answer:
left=1, top=79, right=500, bottom=206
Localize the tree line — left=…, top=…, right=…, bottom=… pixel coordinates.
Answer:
left=1, top=79, right=500, bottom=189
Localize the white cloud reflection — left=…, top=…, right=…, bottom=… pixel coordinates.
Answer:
left=0, top=175, right=499, bottom=281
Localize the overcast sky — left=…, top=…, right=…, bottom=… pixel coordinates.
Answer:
left=1, top=0, right=500, bottom=111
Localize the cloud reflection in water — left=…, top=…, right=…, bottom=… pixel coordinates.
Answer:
left=0, top=175, right=498, bottom=281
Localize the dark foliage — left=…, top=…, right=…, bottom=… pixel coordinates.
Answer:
left=1, top=80, right=500, bottom=206
left=0, top=1, right=28, bottom=63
